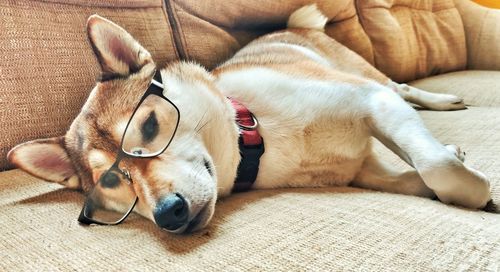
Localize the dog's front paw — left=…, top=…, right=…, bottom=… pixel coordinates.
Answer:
left=427, top=93, right=466, bottom=111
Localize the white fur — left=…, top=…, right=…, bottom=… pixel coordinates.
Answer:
left=389, top=82, right=465, bottom=110
left=9, top=9, right=490, bottom=234
left=212, top=57, right=491, bottom=210
left=287, top=4, right=328, bottom=30
left=217, top=68, right=371, bottom=189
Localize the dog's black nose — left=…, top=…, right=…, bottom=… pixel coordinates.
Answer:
left=154, top=193, right=189, bottom=231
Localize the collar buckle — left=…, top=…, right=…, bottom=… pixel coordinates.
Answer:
left=238, top=114, right=258, bottom=130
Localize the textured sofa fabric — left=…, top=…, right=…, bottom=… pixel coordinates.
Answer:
left=2, top=81, right=500, bottom=269
left=1, top=0, right=500, bottom=270
left=410, top=71, right=500, bottom=107
left=455, top=0, right=500, bottom=70
left=170, top=0, right=468, bottom=82
left=164, top=0, right=362, bottom=69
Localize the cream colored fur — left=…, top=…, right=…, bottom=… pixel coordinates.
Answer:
left=287, top=4, right=328, bottom=31
left=8, top=6, right=492, bottom=233
left=211, top=5, right=490, bottom=209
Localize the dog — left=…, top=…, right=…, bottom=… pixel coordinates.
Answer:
left=7, top=5, right=491, bottom=233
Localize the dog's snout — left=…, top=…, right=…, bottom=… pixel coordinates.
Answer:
left=154, top=193, right=189, bottom=231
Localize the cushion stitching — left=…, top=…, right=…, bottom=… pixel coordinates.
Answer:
left=172, top=2, right=191, bottom=60
left=354, top=0, right=377, bottom=68
left=165, top=0, right=188, bottom=60
left=328, top=14, right=357, bottom=25
left=408, top=11, right=422, bottom=81
left=34, top=0, right=162, bottom=8
left=357, top=5, right=456, bottom=13
left=329, top=0, right=356, bottom=23
left=472, top=11, right=489, bottom=68
left=160, top=0, right=180, bottom=60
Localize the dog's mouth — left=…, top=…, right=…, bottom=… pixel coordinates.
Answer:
left=185, top=204, right=210, bottom=233
left=162, top=203, right=210, bottom=234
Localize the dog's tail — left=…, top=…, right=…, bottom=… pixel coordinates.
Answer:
left=287, top=4, right=328, bottom=31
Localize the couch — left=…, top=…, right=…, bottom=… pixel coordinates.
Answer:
left=1, top=0, right=499, bottom=270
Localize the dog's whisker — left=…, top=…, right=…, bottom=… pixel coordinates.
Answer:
left=196, top=118, right=213, bottom=135
left=194, top=109, right=209, bottom=132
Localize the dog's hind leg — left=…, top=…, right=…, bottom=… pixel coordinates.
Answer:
left=364, top=86, right=490, bottom=209
left=389, top=82, right=466, bottom=111
left=352, top=145, right=465, bottom=198
left=352, top=154, right=435, bottom=198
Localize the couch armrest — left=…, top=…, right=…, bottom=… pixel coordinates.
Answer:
left=455, top=0, right=500, bottom=70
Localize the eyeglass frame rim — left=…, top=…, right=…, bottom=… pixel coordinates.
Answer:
left=78, top=69, right=181, bottom=226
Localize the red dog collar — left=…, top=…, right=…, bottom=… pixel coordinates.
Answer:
left=228, top=98, right=265, bottom=192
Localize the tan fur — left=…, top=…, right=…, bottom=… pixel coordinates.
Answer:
left=8, top=8, right=491, bottom=234
left=215, top=29, right=388, bottom=85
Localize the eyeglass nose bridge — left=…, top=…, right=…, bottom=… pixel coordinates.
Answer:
left=110, top=155, right=133, bottom=184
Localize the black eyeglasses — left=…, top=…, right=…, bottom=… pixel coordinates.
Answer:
left=78, top=69, right=180, bottom=225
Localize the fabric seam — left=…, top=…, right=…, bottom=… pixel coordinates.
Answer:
left=34, top=0, right=162, bottom=8
left=471, top=10, right=488, bottom=69
left=357, top=4, right=456, bottom=13
left=160, top=0, right=180, bottom=60
left=164, top=0, right=187, bottom=60
left=354, top=0, right=377, bottom=68
left=172, top=2, right=191, bottom=60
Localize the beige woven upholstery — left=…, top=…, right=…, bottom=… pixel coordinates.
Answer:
left=410, top=71, right=500, bottom=107
left=1, top=0, right=500, bottom=270
left=2, top=80, right=500, bottom=269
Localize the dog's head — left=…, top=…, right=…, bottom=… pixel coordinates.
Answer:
left=7, top=15, right=240, bottom=233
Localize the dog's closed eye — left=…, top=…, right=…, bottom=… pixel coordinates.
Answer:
left=204, top=159, right=213, bottom=176
left=100, top=171, right=120, bottom=188
left=142, top=111, right=159, bottom=143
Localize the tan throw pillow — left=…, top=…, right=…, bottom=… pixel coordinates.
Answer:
left=356, top=0, right=467, bottom=82
left=455, top=0, right=500, bottom=70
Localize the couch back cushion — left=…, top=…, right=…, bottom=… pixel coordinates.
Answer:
left=169, top=0, right=367, bottom=69
left=0, top=0, right=177, bottom=170
left=352, top=0, right=467, bottom=82
left=170, top=0, right=467, bottom=81
left=0, top=0, right=469, bottom=170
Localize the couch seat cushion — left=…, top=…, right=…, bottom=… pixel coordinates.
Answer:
left=409, top=70, right=500, bottom=107
left=1, top=102, right=500, bottom=272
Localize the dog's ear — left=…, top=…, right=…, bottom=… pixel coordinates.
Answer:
left=86, top=14, right=153, bottom=80
left=7, top=137, right=80, bottom=189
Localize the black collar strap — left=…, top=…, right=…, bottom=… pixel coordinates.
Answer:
left=228, top=98, right=265, bottom=192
